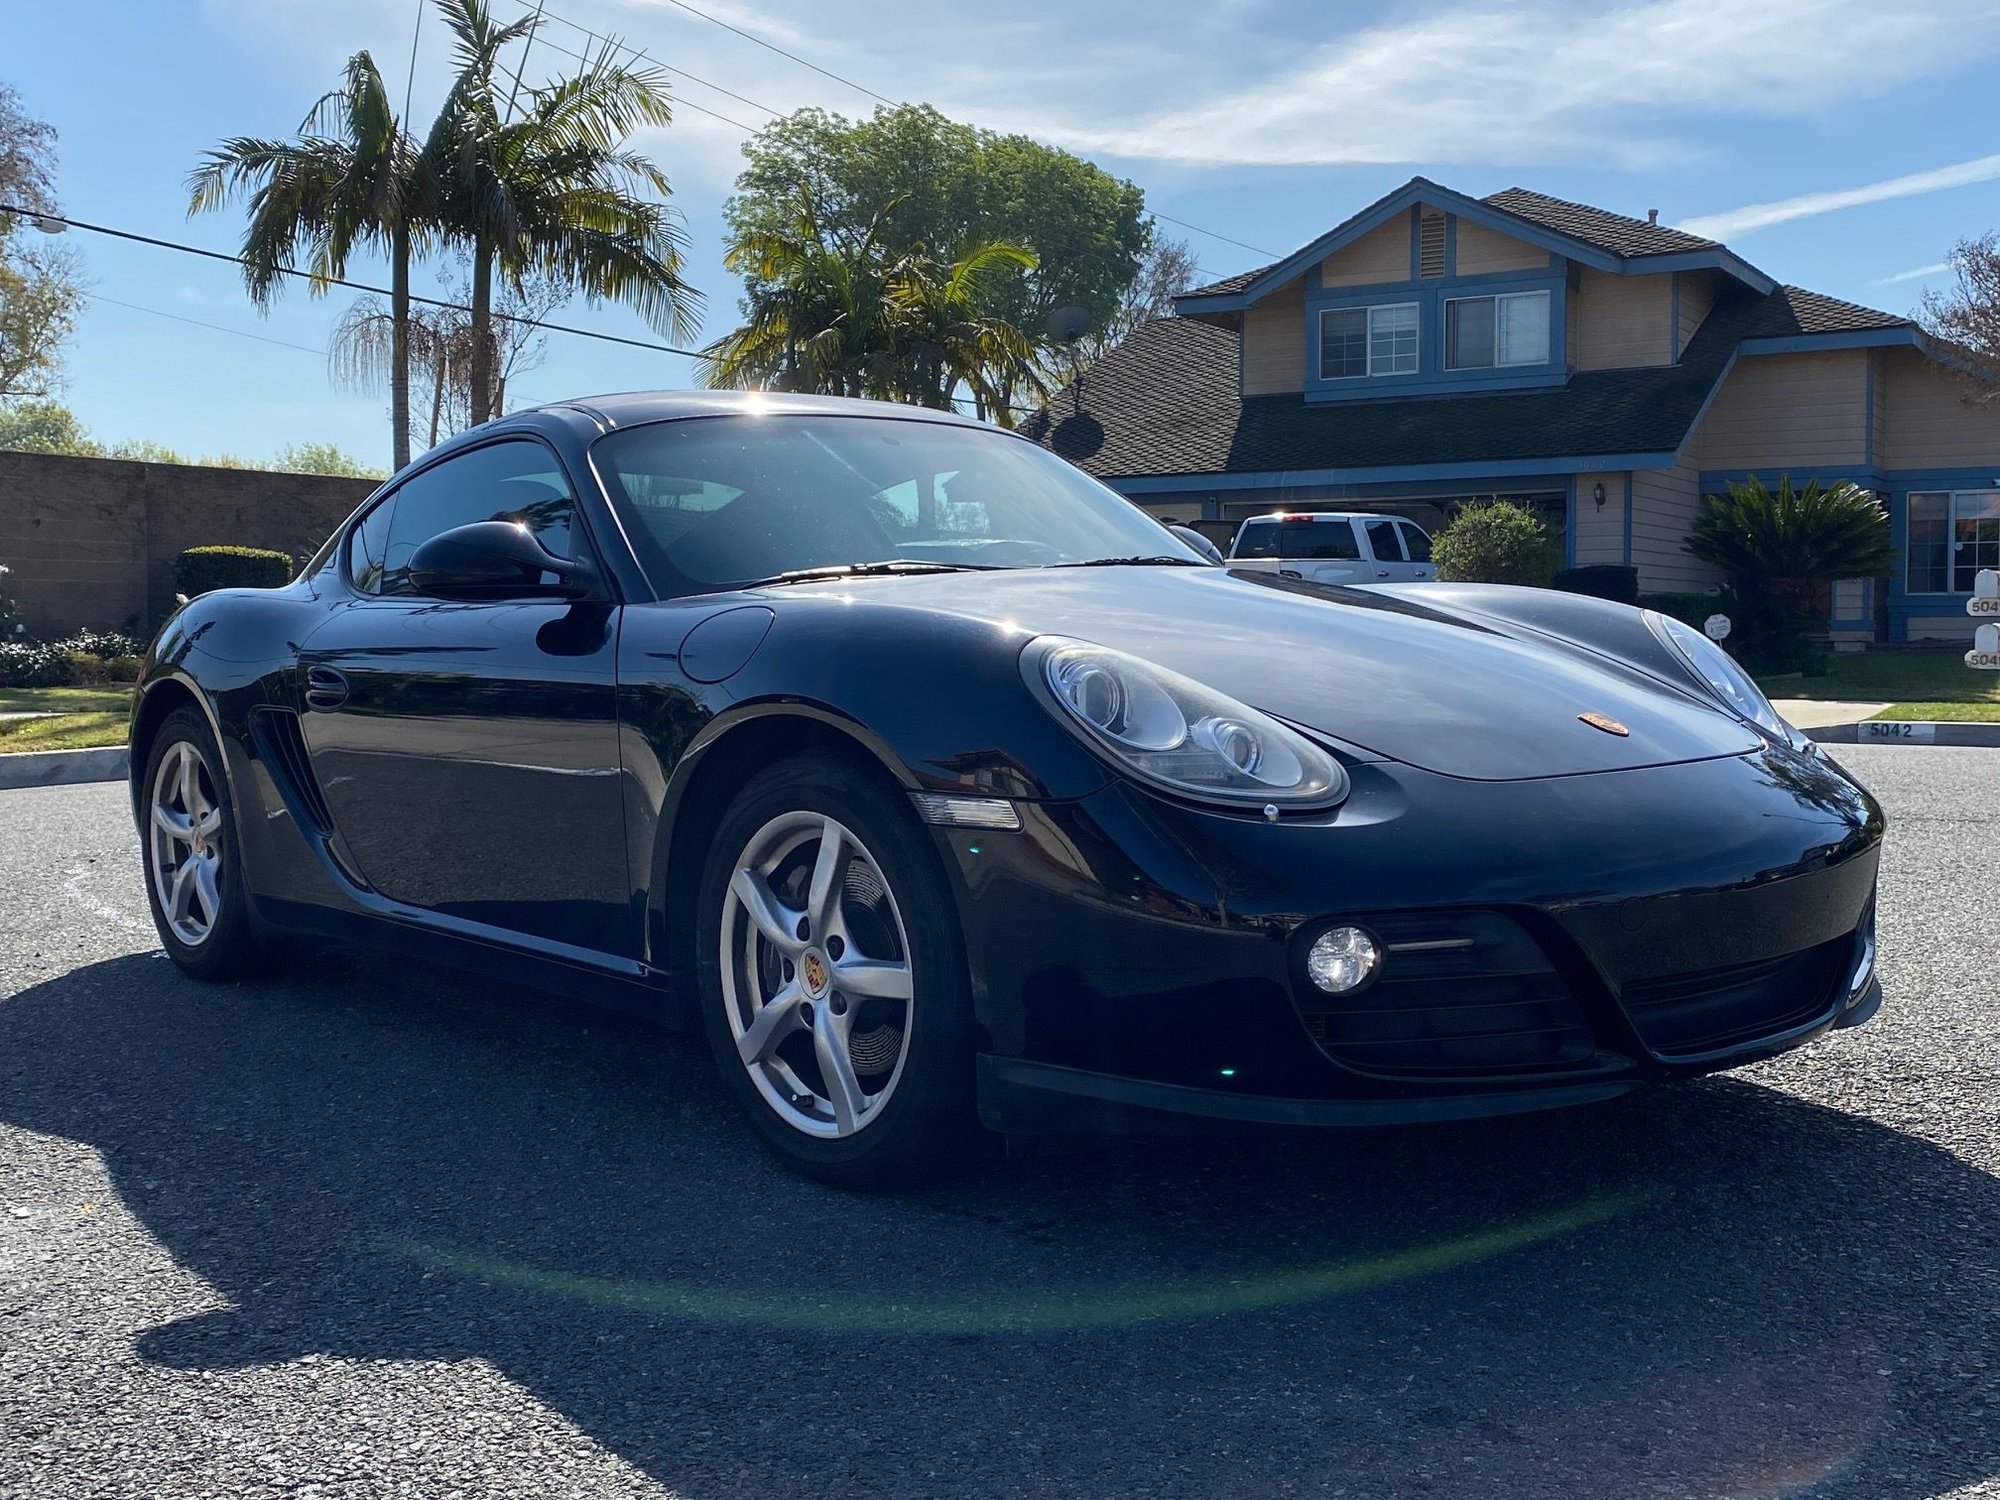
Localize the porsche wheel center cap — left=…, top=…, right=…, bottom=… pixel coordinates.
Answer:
left=800, top=949, right=831, bottom=998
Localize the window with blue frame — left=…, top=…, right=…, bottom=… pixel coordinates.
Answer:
left=1445, top=290, right=1550, bottom=369
left=1908, top=492, right=2000, bottom=592
left=1320, top=303, right=1418, bottom=379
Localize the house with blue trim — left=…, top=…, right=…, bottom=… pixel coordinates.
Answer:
left=1025, top=177, right=1999, bottom=643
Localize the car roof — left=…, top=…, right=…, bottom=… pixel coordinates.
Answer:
left=537, top=389, right=995, bottom=432
left=406, top=390, right=1002, bottom=469
left=1238, top=511, right=1404, bottom=524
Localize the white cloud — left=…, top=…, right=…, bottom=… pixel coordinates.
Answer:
left=973, top=0, right=2000, bottom=169
left=1680, top=155, right=2000, bottom=240
left=1870, top=260, right=1954, bottom=286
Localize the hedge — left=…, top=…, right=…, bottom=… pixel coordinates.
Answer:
left=176, top=545, right=293, bottom=597
left=1551, top=564, right=1638, bottom=605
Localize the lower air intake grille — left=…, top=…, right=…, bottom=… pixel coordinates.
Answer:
left=1293, top=911, right=1598, bottom=1078
left=250, top=707, right=333, bottom=835
left=1619, top=936, right=1851, bottom=1059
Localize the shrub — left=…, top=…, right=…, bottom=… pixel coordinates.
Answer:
left=1685, top=477, right=1893, bottom=666
left=1431, top=500, right=1557, bottom=586
left=175, top=545, right=293, bottom=598
left=0, top=640, right=75, bottom=688
left=1552, top=564, right=1639, bottom=604
left=56, top=628, right=145, bottom=660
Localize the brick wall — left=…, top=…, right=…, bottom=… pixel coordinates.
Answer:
left=0, top=451, right=378, bottom=636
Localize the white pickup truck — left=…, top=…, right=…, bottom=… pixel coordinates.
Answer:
left=1225, top=511, right=1437, bottom=585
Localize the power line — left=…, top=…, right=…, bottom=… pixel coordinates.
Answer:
left=645, top=0, right=896, bottom=106
left=539, top=8, right=782, bottom=118
left=531, top=0, right=1278, bottom=264
left=5, top=205, right=711, bottom=361
left=83, top=292, right=329, bottom=356
left=524, top=28, right=764, bottom=133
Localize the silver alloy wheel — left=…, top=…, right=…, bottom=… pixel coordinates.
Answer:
left=148, top=739, right=225, bottom=947
left=719, top=810, right=916, bottom=1139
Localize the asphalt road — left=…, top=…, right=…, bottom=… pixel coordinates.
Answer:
left=2, top=745, right=1997, bottom=1499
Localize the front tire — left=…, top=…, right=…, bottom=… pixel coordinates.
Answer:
left=140, top=706, right=267, bottom=981
left=697, top=756, right=979, bottom=1189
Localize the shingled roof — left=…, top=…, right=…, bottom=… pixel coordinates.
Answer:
left=1479, top=187, right=1717, bottom=257
left=1022, top=286, right=1914, bottom=482
left=1182, top=179, right=1733, bottom=301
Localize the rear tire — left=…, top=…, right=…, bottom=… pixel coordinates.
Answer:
left=139, top=706, right=269, bottom=981
left=697, top=755, right=979, bottom=1189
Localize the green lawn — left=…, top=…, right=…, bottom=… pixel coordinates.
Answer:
left=1758, top=649, right=2000, bottom=722
left=0, top=685, right=135, bottom=715
left=0, top=685, right=133, bottom=753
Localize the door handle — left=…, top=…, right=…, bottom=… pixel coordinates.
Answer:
left=305, top=665, right=349, bottom=712
left=1376, top=569, right=1391, bottom=577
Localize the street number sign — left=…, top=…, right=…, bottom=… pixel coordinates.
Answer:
left=1704, top=614, right=1732, bottom=641
left=1862, top=721, right=1937, bottom=741
left=1969, top=622, right=2000, bottom=672
left=1970, top=567, right=1999, bottom=620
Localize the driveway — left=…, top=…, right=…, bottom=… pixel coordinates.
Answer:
left=2, top=746, right=1997, bottom=1498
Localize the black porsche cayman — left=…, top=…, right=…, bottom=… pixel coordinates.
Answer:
left=129, top=392, right=1884, bottom=1187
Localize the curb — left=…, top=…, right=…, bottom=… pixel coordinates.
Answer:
left=0, top=746, right=129, bottom=790
left=1808, top=721, right=2000, bottom=748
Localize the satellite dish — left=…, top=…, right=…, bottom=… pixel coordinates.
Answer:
left=1043, top=305, right=1091, bottom=344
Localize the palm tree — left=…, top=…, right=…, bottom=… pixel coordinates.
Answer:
left=697, top=191, right=895, bottom=398
left=422, top=1, right=700, bottom=423
left=883, top=240, right=1041, bottom=422
left=189, top=51, right=426, bottom=469
left=698, top=189, right=1042, bottom=419
left=1688, top=476, right=1896, bottom=581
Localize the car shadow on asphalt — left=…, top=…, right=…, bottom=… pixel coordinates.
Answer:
left=2, top=949, right=1995, bottom=1499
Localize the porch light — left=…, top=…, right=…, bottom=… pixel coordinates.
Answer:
left=1592, top=483, right=1606, bottom=510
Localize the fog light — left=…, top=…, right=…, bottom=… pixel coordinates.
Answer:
left=1307, top=925, right=1380, bottom=994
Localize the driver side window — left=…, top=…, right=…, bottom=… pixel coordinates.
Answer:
left=351, top=439, right=579, bottom=597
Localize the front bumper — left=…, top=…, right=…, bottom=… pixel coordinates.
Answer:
left=938, top=741, right=1884, bottom=1135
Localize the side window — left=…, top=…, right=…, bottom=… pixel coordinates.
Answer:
left=1365, top=518, right=1405, bottom=562
left=348, top=496, right=395, bottom=595
left=379, top=440, right=578, bottom=597
left=1399, top=522, right=1433, bottom=562
left=1233, top=520, right=1280, bottom=558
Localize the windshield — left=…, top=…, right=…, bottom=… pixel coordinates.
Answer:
left=591, top=413, right=1202, bottom=594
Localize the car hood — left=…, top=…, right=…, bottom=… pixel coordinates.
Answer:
left=777, top=567, right=1763, bottom=781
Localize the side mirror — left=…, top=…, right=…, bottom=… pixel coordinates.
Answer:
left=407, top=520, right=593, bottom=600
left=1167, top=524, right=1224, bottom=565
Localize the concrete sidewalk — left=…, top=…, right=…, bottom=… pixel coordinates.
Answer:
left=1769, top=698, right=1891, bottom=729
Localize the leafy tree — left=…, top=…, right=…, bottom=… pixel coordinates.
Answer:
left=0, top=84, right=84, bottom=401
left=1431, top=500, right=1557, bottom=586
left=189, top=50, right=424, bottom=469
left=724, top=104, right=1152, bottom=412
left=0, top=397, right=94, bottom=454
left=421, top=0, right=700, bottom=424
left=1075, top=236, right=1198, bottom=367
left=272, top=442, right=385, bottom=479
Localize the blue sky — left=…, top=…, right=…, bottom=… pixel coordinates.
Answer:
left=10, top=0, right=2000, bottom=467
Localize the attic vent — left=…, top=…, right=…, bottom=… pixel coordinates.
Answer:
left=1419, top=209, right=1447, bottom=278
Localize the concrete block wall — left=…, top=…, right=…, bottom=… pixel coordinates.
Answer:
left=0, top=451, right=378, bottom=636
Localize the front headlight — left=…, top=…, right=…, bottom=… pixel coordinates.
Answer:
left=1645, top=611, right=1789, bottom=738
left=1024, top=636, right=1347, bottom=809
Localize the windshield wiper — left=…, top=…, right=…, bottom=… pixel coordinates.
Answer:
left=1047, top=555, right=1211, bottom=569
left=740, top=559, right=1011, bottom=587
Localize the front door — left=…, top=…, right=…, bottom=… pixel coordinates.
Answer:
left=298, top=437, right=633, bottom=958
